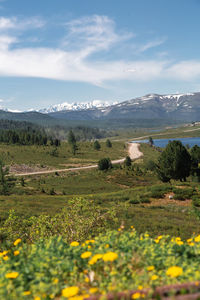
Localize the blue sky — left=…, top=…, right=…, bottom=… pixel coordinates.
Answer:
left=0, top=0, right=200, bottom=110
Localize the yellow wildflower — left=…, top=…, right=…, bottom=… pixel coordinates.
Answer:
left=86, top=240, right=95, bottom=244
left=187, top=238, right=192, bottom=243
left=132, top=292, right=144, bottom=299
left=195, top=235, right=200, bottom=242
left=34, top=297, right=41, bottom=300
left=88, top=245, right=91, bottom=249
left=13, top=238, right=21, bottom=246
left=176, top=240, right=183, bottom=246
left=102, top=252, right=118, bottom=262
left=2, top=250, right=8, bottom=255
left=53, top=278, right=59, bottom=284
left=138, top=285, right=143, bottom=290
left=151, top=275, right=158, bottom=281
left=81, top=251, right=92, bottom=259
left=105, top=244, right=109, bottom=248
left=147, top=266, right=155, bottom=271
left=89, top=288, right=98, bottom=294
left=70, top=241, right=79, bottom=247
left=166, top=266, right=183, bottom=278
left=144, top=233, right=149, bottom=237
left=62, top=286, right=79, bottom=298
left=130, top=225, right=134, bottom=229
left=154, top=239, right=159, bottom=244
left=89, top=254, right=103, bottom=265
left=14, top=250, right=20, bottom=256
left=68, top=296, right=84, bottom=300
left=5, top=272, right=19, bottom=279
left=23, top=291, right=31, bottom=295
left=85, top=277, right=89, bottom=283
left=189, top=242, right=195, bottom=246
left=3, top=256, right=9, bottom=261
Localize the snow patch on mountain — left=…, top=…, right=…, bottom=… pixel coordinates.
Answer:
left=39, top=100, right=118, bottom=113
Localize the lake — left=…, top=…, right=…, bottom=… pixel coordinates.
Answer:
left=132, top=137, right=200, bottom=148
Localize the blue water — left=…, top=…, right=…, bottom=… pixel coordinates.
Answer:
left=132, top=137, right=200, bottom=148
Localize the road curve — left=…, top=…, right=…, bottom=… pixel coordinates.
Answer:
left=13, top=143, right=143, bottom=177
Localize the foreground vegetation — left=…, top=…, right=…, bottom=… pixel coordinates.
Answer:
left=1, top=229, right=200, bottom=299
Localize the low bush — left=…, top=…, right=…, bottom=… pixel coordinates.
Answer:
left=173, top=188, right=195, bottom=201
left=0, top=198, right=116, bottom=245
left=192, top=195, right=200, bottom=207
left=98, top=158, right=112, bottom=171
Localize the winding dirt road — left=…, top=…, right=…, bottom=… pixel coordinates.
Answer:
left=13, top=143, right=143, bottom=177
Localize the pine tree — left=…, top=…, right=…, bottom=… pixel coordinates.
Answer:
left=94, top=140, right=101, bottom=150
left=156, top=140, right=191, bottom=182
left=106, top=139, right=112, bottom=148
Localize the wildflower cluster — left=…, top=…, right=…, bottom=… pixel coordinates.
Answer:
left=0, top=230, right=200, bottom=299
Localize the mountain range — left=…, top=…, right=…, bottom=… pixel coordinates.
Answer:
left=44, top=92, right=200, bottom=122
left=0, top=92, right=199, bottom=128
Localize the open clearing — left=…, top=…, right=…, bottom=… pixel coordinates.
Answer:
left=12, top=142, right=142, bottom=176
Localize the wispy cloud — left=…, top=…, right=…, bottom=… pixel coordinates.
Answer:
left=0, top=14, right=199, bottom=86
left=0, top=16, right=45, bottom=31
left=138, top=37, right=167, bottom=52
left=62, top=15, right=133, bottom=58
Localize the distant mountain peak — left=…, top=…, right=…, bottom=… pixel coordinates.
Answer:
left=39, top=100, right=119, bottom=113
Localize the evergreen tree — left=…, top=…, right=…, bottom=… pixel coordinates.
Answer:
left=156, top=140, right=191, bottom=182
left=124, top=156, right=132, bottom=167
left=149, top=137, right=154, bottom=147
left=94, top=140, right=101, bottom=150
left=106, top=139, right=112, bottom=148
left=98, top=158, right=112, bottom=170
left=68, top=130, right=76, bottom=145
left=72, top=143, right=78, bottom=155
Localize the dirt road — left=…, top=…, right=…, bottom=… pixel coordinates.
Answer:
left=13, top=142, right=142, bottom=177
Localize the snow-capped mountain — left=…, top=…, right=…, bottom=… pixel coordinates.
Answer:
left=0, top=92, right=199, bottom=124
left=46, top=92, right=200, bottom=122
left=39, top=100, right=118, bottom=113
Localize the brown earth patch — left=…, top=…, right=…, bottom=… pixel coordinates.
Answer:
left=145, top=193, right=192, bottom=207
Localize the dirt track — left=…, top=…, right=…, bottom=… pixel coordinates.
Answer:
left=13, top=143, right=143, bottom=177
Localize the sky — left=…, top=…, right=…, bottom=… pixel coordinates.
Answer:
left=0, top=0, right=200, bottom=110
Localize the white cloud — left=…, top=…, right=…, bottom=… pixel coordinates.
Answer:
left=63, top=15, right=133, bottom=58
left=0, top=35, right=17, bottom=50
left=0, top=14, right=199, bottom=86
left=166, top=60, right=200, bottom=80
left=138, top=37, right=167, bottom=52
left=0, top=16, right=45, bottom=31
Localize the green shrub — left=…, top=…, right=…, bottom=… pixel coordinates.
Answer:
left=129, top=199, right=140, bottom=204
left=150, top=190, right=165, bottom=199
left=145, top=160, right=157, bottom=171
left=173, top=188, right=195, bottom=201
left=0, top=198, right=116, bottom=245
left=124, top=156, right=132, bottom=167
left=192, top=195, right=200, bottom=207
left=98, top=158, right=112, bottom=170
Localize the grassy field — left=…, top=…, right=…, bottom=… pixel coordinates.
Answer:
left=0, top=140, right=200, bottom=240
left=128, top=125, right=200, bottom=141
left=0, top=140, right=125, bottom=169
